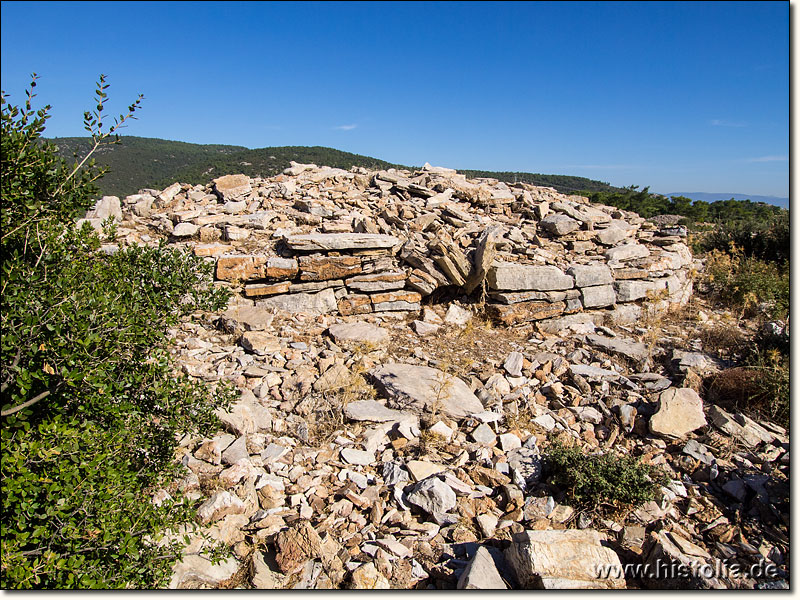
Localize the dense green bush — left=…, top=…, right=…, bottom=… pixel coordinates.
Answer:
left=697, top=212, right=789, bottom=265
left=584, top=187, right=785, bottom=224
left=544, top=441, right=668, bottom=514
left=1, top=76, right=234, bottom=588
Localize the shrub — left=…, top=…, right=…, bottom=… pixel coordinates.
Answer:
left=697, top=213, right=789, bottom=265
left=544, top=441, right=669, bottom=515
left=1, top=76, right=234, bottom=588
left=702, top=247, right=789, bottom=321
left=705, top=356, right=788, bottom=429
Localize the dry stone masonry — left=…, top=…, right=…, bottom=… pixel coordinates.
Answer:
left=85, top=162, right=788, bottom=590
left=86, top=161, right=693, bottom=327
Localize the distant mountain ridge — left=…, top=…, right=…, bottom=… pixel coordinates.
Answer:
left=662, top=191, right=789, bottom=210
left=46, top=136, right=624, bottom=198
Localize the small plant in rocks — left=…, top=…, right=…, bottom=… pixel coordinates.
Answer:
left=543, top=440, right=669, bottom=516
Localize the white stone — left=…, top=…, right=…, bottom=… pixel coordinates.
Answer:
left=649, top=387, right=707, bottom=439
left=340, top=448, right=375, bottom=466
left=458, top=546, right=508, bottom=589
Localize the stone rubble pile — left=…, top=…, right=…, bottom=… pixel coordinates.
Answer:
left=85, top=161, right=693, bottom=326
left=85, top=163, right=788, bottom=589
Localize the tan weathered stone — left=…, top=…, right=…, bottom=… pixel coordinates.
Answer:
left=488, top=300, right=566, bottom=325
left=505, top=529, right=625, bottom=589
left=194, top=243, right=229, bottom=258
left=213, top=174, right=251, bottom=200
left=298, top=255, right=362, bottom=281
left=216, top=255, right=268, bottom=282
left=370, top=290, right=421, bottom=312
left=265, top=257, right=299, bottom=279
left=345, top=270, right=406, bottom=292
left=337, top=294, right=373, bottom=315
left=244, top=282, right=292, bottom=298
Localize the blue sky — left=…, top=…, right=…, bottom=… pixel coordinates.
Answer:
left=0, top=1, right=789, bottom=197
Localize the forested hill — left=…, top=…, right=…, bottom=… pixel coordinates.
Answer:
left=47, top=136, right=623, bottom=198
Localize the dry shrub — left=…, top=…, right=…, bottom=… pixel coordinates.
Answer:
left=699, top=323, right=749, bottom=358
left=705, top=368, right=767, bottom=412
left=705, top=357, right=788, bottom=427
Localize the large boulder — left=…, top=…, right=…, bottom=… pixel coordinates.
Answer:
left=504, top=529, right=625, bottom=589
left=649, top=387, right=707, bottom=439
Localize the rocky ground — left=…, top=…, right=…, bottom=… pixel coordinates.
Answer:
left=83, top=163, right=789, bottom=589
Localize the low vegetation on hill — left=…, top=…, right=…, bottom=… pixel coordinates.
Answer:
left=48, top=136, right=626, bottom=199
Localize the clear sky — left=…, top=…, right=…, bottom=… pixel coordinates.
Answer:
left=0, top=1, right=789, bottom=197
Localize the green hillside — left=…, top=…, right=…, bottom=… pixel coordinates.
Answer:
left=49, top=137, right=247, bottom=197
left=459, top=170, right=617, bottom=195
left=46, top=136, right=622, bottom=198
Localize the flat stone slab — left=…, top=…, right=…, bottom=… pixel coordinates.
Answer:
left=257, top=288, right=338, bottom=315
left=605, top=243, right=650, bottom=263
left=585, top=334, right=649, bottom=363
left=345, top=271, right=407, bottom=292
left=567, top=264, right=613, bottom=288
left=340, top=448, right=375, bottom=466
left=488, top=263, right=574, bottom=292
left=285, top=233, right=401, bottom=251
left=369, top=363, right=485, bottom=419
left=344, top=400, right=414, bottom=422
left=328, top=322, right=390, bottom=346
left=580, top=284, right=616, bottom=308
left=213, top=174, right=251, bottom=200
left=569, top=364, right=620, bottom=381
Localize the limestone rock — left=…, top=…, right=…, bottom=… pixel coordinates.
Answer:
left=257, top=288, right=338, bottom=315
left=240, top=331, right=281, bottom=355
left=567, top=264, right=613, bottom=287
left=458, top=546, right=508, bottom=589
left=286, top=233, right=400, bottom=251
left=585, top=334, right=649, bottom=363
left=641, top=530, right=724, bottom=589
left=345, top=271, right=406, bottom=292
left=350, top=562, right=391, bottom=589
left=213, top=174, right=251, bottom=200
left=313, top=363, right=352, bottom=392
left=504, top=529, right=625, bottom=589
left=605, top=243, right=650, bottom=263
left=170, top=554, right=239, bottom=589
left=488, top=263, right=574, bottom=292
left=407, top=477, right=457, bottom=515
left=197, top=491, right=247, bottom=524
left=488, top=300, right=566, bottom=325
left=344, top=400, right=415, bottom=422
left=86, top=195, right=122, bottom=222
left=371, top=290, right=421, bottom=312
left=275, top=521, right=323, bottom=575
left=369, top=363, right=485, bottom=419
left=298, top=255, right=362, bottom=281
left=172, top=222, right=199, bottom=237
left=580, top=284, right=617, bottom=308
left=328, top=322, right=389, bottom=346
left=541, top=213, right=580, bottom=236
left=251, top=551, right=281, bottom=589
left=649, top=387, right=707, bottom=439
